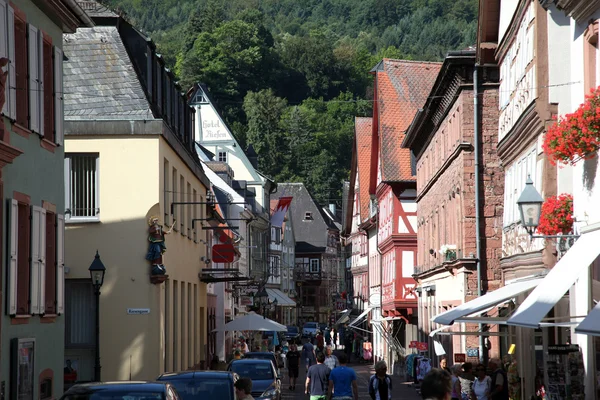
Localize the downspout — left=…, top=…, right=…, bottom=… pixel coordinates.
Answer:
left=375, top=210, right=384, bottom=366
left=473, top=64, right=485, bottom=363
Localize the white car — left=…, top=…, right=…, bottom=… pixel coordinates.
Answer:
left=302, top=322, right=318, bottom=338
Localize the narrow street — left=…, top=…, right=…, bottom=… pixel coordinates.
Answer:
left=279, top=349, right=421, bottom=400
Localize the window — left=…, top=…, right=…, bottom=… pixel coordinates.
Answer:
left=9, top=199, right=30, bottom=315
left=310, top=259, right=320, bottom=273
left=164, top=159, right=169, bottom=224
left=218, top=151, right=227, bottom=163
left=503, top=147, right=537, bottom=226
left=187, top=182, right=191, bottom=238
left=193, top=189, right=198, bottom=242
left=45, top=211, right=57, bottom=314
left=172, top=168, right=178, bottom=230
left=65, top=280, right=95, bottom=347
left=180, top=175, right=184, bottom=232
left=65, top=154, right=99, bottom=221
left=304, top=212, right=313, bottom=220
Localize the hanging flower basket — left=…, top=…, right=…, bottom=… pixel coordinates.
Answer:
left=537, top=194, right=574, bottom=235
left=543, top=86, right=600, bottom=165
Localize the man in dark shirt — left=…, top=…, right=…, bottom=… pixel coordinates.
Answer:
left=369, top=360, right=392, bottom=400
left=286, top=343, right=301, bottom=391
left=306, top=352, right=330, bottom=400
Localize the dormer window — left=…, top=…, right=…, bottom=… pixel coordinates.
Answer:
left=218, top=151, right=227, bottom=163
left=304, top=212, right=313, bottom=220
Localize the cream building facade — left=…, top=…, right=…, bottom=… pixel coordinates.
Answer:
left=62, top=3, right=211, bottom=381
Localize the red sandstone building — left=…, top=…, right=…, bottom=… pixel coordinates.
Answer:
left=402, top=51, right=504, bottom=363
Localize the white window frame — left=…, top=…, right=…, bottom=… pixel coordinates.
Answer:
left=503, top=146, right=537, bottom=227
left=28, top=23, right=44, bottom=136
left=310, top=258, right=320, bottom=273
left=65, top=154, right=100, bottom=222
left=30, top=205, right=46, bottom=315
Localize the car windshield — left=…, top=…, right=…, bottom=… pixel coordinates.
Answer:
left=286, top=326, right=298, bottom=333
left=245, top=354, right=274, bottom=361
left=230, top=363, right=274, bottom=381
left=62, top=391, right=165, bottom=400
left=304, top=323, right=317, bottom=328
left=163, top=378, right=233, bottom=400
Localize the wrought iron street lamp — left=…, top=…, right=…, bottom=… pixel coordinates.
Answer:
left=517, top=176, right=579, bottom=239
left=89, top=251, right=106, bottom=382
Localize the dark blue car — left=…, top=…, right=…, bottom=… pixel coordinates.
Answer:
left=156, top=371, right=237, bottom=400
left=227, top=359, right=280, bottom=400
left=60, top=381, right=180, bottom=400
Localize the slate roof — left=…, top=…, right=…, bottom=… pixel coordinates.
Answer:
left=63, top=26, right=153, bottom=119
left=76, top=0, right=119, bottom=18
left=355, top=117, right=372, bottom=222
left=375, top=59, right=441, bottom=182
left=274, top=183, right=337, bottom=254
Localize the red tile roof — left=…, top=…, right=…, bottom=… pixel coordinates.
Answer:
left=376, top=59, right=442, bottom=182
left=355, top=117, right=373, bottom=222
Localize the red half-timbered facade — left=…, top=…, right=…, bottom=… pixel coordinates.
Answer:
left=370, top=60, right=441, bottom=322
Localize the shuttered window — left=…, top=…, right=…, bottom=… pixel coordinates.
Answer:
left=28, top=23, right=44, bottom=135
left=14, top=12, right=26, bottom=126
left=65, top=154, right=100, bottom=221
left=54, top=46, right=64, bottom=145
left=56, top=214, right=65, bottom=314
left=1, top=0, right=16, bottom=119
left=30, top=205, right=46, bottom=315
left=12, top=199, right=31, bottom=315
left=45, top=211, right=57, bottom=314
left=42, top=35, right=53, bottom=142
left=65, top=280, right=95, bottom=347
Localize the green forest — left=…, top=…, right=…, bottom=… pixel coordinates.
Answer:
left=105, top=0, right=478, bottom=204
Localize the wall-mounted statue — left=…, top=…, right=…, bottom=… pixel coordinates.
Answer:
left=146, top=216, right=176, bottom=275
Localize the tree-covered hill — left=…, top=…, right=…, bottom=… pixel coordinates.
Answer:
left=103, top=0, right=478, bottom=204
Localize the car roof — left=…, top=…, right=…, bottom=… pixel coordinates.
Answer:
left=64, top=381, right=169, bottom=393
left=158, top=371, right=234, bottom=380
left=244, top=352, right=274, bottom=356
left=230, top=358, right=272, bottom=364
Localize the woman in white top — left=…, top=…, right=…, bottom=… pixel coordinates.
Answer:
left=472, top=364, right=491, bottom=400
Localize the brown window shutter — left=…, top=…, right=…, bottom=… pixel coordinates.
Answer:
left=45, top=211, right=56, bottom=314
left=17, top=202, right=30, bottom=315
left=43, top=37, right=54, bottom=142
left=14, top=15, right=28, bottom=127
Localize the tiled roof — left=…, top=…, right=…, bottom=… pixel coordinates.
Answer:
left=376, top=59, right=441, bottom=182
left=355, top=117, right=372, bottom=222
left=63, top=26, right=153, bottom=119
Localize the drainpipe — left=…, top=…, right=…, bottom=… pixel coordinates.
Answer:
left=473, top=64, right=485, bottom=364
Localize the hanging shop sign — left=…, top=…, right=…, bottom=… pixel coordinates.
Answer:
left=454, top=353, right=466, bottom=363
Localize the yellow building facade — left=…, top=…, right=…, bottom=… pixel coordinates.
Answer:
left=64, top=134, right=209, bottom=381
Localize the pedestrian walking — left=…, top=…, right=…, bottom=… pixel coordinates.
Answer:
left=450, top=365, right=462, bottom=400
left=332, top=327, right=337, bottom=349
left=368, top=360, right=392, bottom=400
left=302, top=340, right=317, bottom=372
left=458, top=363, right=475, bottom=400
left=305, top=352, right=331, bottom=400
left=325, top=326, right=332, bottom=346
left=440, top=357, right=450, bottom=373
left=421, top=368, right=452, bottom=400
left=343, top=326, right=353, bottom=362
left=472, top=364, right=492, bottom=400
left=324, top=345, right=340, bottom=370
left=286, top=343, right=301, bottom=391
left=328, top=353, right=358, bottom=400
left=488, top=358, right=509, bottom=400
left=234, top=377, right=254, bottom=400
left=316, top=330, right=325, bottom=352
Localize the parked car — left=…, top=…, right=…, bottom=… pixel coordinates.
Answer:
left=284, top=326, right=300, bottom=343
left=318, top=323, right=328, bottom=333
left=227, top=359, right=281, bottom=400
left=156, top=371, right=237, bottom=400
left=302, top=322, right=318, bottom=338
left=242, top=351, right=282, bottom=374
left=60, top=382, right=180, bottom=400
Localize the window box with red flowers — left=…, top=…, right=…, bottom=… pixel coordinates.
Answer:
left=536, top=194, right=574, bottom=235
left=543, top=86, right=600, bottom=165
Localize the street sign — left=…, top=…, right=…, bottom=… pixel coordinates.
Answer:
left=416, top=342, right=428, bottom=351
left=127, top=308, right=150, bottom=315
left=212, top=244, right=236, bottom=263
left=454, top=353, right=466, bottom=363
left=466, top=348, right=479, bottom=357
left=409, top=341, right=417, bottom=348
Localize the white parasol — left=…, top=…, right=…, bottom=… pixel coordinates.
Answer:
left=213, top=312, right=287, bottom=332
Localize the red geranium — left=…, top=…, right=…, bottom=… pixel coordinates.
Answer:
left=543, top=86, right=600, bottom=165
left=537, top=194, right=574, bottom=235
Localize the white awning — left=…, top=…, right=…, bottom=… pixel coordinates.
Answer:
left=433, top=278, right=543, bottom=326
left=266, top=288, right=296, bottom=307
left=335, top=309, right=352, bottom=325
left=348, top=307, right=372, bottom=327
left=575, top=302, right=600, bottom=336
left=507, top=229, right=600, bottom=328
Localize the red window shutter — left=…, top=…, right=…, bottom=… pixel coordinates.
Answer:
left=45, top=211, right=56, bottom=314
left=43, top=37, right=53, bottom=142
left=16, top=202, right=30, bottom=315
left=14, top=14, right=27, bottom=127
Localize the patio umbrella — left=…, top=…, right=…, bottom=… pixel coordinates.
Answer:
left=214, top=312, right=287, bottom=332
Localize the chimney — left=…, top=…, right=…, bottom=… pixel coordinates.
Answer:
left=246, top=144, right=258, bottom=169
